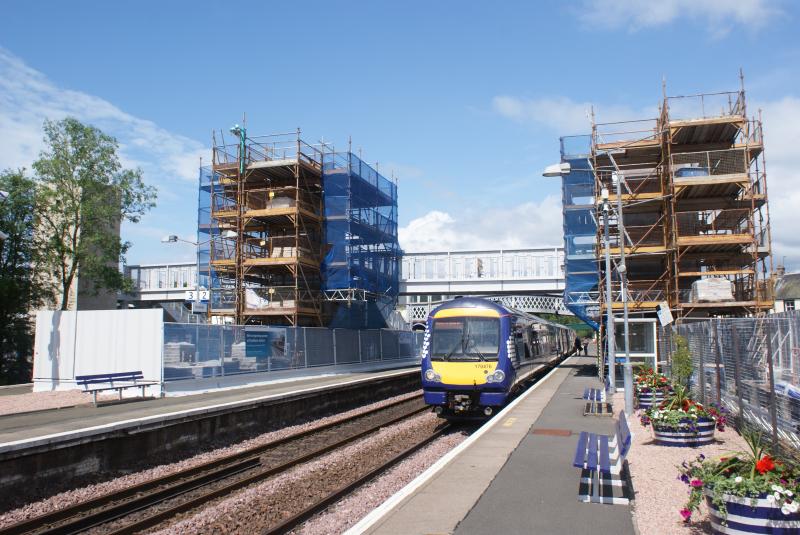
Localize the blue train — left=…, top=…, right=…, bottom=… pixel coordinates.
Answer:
left=420, top=297, right=574, bottom=418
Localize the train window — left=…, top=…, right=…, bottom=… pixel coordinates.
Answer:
left=431, top=318, right=500, bottom=361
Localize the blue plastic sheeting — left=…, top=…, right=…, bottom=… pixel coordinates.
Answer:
left=197, top=166, right=218, bottom=291
left=321, top=152, right=400, bottom=301
left=560, top=136, right=599, bottom=330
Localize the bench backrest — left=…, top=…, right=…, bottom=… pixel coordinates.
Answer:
left=76, top=371, right=144, bottom=386
left=615, top=411, right=632, bottom=458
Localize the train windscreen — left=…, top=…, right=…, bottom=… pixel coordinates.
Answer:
left=431, top=317, right=500, bottom=361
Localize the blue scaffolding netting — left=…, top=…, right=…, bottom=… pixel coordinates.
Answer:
left=321, top=152, right=400, bottom=302
left=197, top=166, right=220, bottom=301
left=560, top=136, right=600, bottom=330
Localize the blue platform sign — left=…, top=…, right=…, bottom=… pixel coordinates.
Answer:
left=245, top=329, right=285, bottom=364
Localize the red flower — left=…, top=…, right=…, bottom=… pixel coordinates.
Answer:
left=756, top=455, right=776, bottom=474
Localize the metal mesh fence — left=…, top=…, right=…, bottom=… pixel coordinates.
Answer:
left=163, top=323, right=422, bottom=382
left=667, top=312, right=800, bottom=450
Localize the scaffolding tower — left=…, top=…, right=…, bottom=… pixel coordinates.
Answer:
left=210, top=129, right=325, bottom=326
left=591, top=76, right=773, bottom=323
left=202, top=127, right=400, bottom=327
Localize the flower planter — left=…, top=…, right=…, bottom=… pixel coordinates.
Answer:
left=637, top=390, right=668, bottom=409
left=705, top=491, right=800, bottom=534
left=652, top=417, right=715, bottom=447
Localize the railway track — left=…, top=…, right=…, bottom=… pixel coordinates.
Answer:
left=0, top=395, right=430, bottom=535
left=264, top=423, right=449, bottom=534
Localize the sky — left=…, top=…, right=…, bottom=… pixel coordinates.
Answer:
left=1, top=0, right=799, bottom=269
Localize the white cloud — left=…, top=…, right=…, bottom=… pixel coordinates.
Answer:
left=491, top=95, right=649, bottom=135
left=490, top=90, right=800, bottom=271
left=0, top=47, right=206, bottom=182
left=0, top=47, right=208, bottom=264
left=399, top=196, right=563, bottom=253
left=758, top=96, right=800, bottom=270
left=577, top=0, right=781, bottom=33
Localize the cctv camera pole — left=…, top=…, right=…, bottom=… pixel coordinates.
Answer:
left=613, top=172, right=634, bottom=414
left=601, top=188, right=616, bottom=395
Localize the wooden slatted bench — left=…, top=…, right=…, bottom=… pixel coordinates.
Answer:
left=76, top=371, right=158, bottom=406
left=572, top=411, right=632, bottom=504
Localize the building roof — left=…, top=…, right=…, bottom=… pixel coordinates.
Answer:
left=775, top=273, right=800, bottom=300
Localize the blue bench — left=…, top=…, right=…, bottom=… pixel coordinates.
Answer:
left=572, top=411, right=632, bottom=504
left=76, top=371, right=158, bottom=406
left=583, top=386, right=612, bottom=416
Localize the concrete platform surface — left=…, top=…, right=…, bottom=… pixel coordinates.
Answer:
left=353, top=356, right=635, bottom=535
left=0, top=367, right=416, bottom=449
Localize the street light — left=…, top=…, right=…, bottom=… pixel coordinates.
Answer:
left=612, top=172, right=634, bottom=415
left=161, top=231, right=236, bottom=295
left=599, top=187, right=617, bottom=395
left=542, top=162, right=571, bottom=177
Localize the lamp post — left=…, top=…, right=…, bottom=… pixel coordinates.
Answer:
left=599, top=187, right=617, bottom=394
left=161, top=230, right=236, bottom=304
left=612, top=172, right=634, bottom=414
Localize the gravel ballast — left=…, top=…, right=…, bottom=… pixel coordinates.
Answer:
left=150, top=412, right=447, bottom=534
left=294, top=430, right=467, bottom=534
left=0, top=391, right=422, bottom=527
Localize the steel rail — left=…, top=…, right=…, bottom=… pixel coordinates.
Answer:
left=262, top=424, right=451, bottom=535
left=0, top=395, right=424, bottom=535
left=104, top=404, right=429, bottom=535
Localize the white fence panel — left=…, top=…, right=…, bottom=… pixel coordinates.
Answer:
left=33, top=309, right=164, bottom=392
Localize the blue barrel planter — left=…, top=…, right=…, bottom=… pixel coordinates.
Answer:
left=652, top=417, right=716, bottom=447
left=637, top=389, right=668, bottom=409
left=705, top=491, right=800, bottom=534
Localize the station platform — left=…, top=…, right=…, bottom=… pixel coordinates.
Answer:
left=350, top=356, right=636, bottom=535
left=0, top=364, right=417, bottom=452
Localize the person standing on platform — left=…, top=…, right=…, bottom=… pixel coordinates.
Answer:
left=573, top=336, right=582, bottom=356
left=583, top=338, right=590, bottom=355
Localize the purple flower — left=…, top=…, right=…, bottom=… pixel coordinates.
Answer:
left=690, top=479, right=703, bottom=488
left=680, top=474, right=690, bottom=484
left=680, top=508, right=692, bottom=521
left=699, top=454, right=705, bottom=460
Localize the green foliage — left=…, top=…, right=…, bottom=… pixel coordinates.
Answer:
left=539, top=313, right=594, bottom=338
left=671, top=334, right=693, bottom=388
left=0, top=169, right=43, bottom=384
left=32, top=118, right=156, bottom=309
left=678, top=428, right=800, bottom=522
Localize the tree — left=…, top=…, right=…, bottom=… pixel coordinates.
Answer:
left=540, top=313, right=595, bottom=338
left=0, top=169, right=43, bottom=384
left=32, top=118, right=156, bottom=310
left=670, top=334, right=693, bottom=388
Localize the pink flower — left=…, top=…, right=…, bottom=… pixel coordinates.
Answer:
left=690, top=479, right=703, bottom=488
left=680, top=508, right=692, bottom=521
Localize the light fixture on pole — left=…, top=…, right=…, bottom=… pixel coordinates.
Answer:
left=612, top=172, right=634, bottom=414
left=161, top=231, right=236, bottom=298
left=542, top=160, right=607, bottom=385
left=599, top=186, right=617, bottom=394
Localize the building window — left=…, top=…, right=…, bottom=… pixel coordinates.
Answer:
left=786, top=300, right=796, bottom=311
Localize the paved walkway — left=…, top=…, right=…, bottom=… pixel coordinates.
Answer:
left=361, top=355, right=635, bottom=535
left=456, top=356, right=634, bottom=534
left=0, top=368, right=415, bottom=446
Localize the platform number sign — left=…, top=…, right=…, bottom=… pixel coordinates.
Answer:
left=185, top=290, right=210, bottom=303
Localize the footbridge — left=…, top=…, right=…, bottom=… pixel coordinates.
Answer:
left=399, top=247, right=569, bottom=327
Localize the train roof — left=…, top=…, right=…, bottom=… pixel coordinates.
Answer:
left=429, top=297, right=575, bottom=332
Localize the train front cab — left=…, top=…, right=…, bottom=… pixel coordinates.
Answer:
left=420, top=304, right=513, bottom=418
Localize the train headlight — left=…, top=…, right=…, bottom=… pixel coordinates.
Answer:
left=490, top=370, right=505, bottom=383
left=424, top=369, right=441, bottom=382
